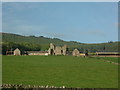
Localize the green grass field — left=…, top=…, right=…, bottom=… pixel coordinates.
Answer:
left=98, top=57, right=119, bottom=63
left=2, top=55, right=118, bottom=88
left=0, top=56, right=2, bottom=85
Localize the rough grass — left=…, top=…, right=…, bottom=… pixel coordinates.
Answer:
left=97, top=57, right=119, bottom=63
left=2, top=55, right=118, bottom=88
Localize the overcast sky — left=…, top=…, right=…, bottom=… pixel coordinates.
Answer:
left=2, top=2, right=118, bottom=43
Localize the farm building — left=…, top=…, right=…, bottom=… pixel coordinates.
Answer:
left=14, top=48, right=21, bottom=56
left=48, top=43, right=67, bottom=55
left=6, top=51, right=13, bottom=55
left=27, top=51, right=48, bottom=55
left=72, top=49, right=80, bottom=56
left=96, top=52, right=120, bottom=56
left=80, top=53, right=85, bottom=56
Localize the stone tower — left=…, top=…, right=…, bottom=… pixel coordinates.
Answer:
left=62, top=45, right=67, bottom=55
left=48, top=43, right=55, bottom=55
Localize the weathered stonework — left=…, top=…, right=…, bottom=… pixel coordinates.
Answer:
left=62, top=45, right=67, bottom=55
left=55, top=46, right=62, bottom=55
left=14, top=48, right=21, bottom=56
left=48, top=43, right=67, bottom=55
left=72, top=49, right=80, bottom=56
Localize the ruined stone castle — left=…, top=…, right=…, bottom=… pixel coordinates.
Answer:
left=48, top=43, right=67, bottom=55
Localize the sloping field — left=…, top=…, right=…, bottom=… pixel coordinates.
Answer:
left=2, top=56, right=118, bottom=88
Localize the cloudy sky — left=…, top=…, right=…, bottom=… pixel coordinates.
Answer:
left=2, top=2, right=118, bottom=43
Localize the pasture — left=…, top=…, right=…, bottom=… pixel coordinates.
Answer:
left=2, top=55, right=118, bottom=88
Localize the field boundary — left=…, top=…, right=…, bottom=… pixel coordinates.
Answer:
left=1, top=84, right=118, bottom=90
left=103, top=60, right=120, bottom=65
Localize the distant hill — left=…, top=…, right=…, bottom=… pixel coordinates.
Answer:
left=1, top=32, right=119, bottom=54
left=2, top=32, right=83, bottom=45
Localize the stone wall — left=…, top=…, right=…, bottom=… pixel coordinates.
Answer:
left=72, top=49, right=80, bottom=56
left=62, top=45, right=67, bottom=55
left=55, top=46, right=62, bottom=55
left=48, top=43, right=67, bottom=55
left=14, top=48, right=21, bottom=56
left=1, top=84, right=115, bottom=90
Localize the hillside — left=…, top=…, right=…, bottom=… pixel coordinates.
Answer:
left=1, top=32, right=119, bottom=54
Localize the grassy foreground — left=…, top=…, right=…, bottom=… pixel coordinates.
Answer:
left=0, top=56, right=2, bottom=85
left=2, top=55, right=118, bottom=88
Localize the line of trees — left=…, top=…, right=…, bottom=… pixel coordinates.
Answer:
left=1, top=33, right=119, bottom=55
left=2, top=42, right=49, bottom=55
left=1, top=41, right=119, bottom=55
